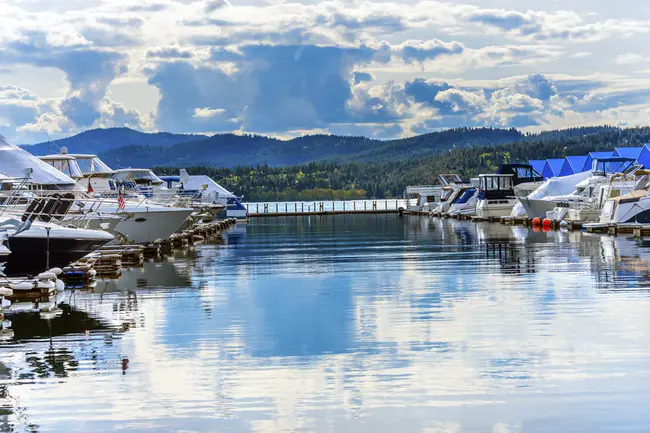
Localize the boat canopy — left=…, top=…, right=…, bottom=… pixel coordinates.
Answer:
left=113, top=169, right=164, bottom=185
left=454, top=188, right=477, bottom=205
left=582, top=151, right=614, bottom=172
left=68, top=154, right=115, bottom=175
left=0, top=136, right=78, bottom=186
left=496, top=163, right=543, bottom=182
left=591, top=156, right=636, bottom=174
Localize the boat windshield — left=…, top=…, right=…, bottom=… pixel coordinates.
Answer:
left=43, top=159, right=83, bottom=179
left=76, top=157, right=113, bottom=175
left=441, top=189, right=455, bottom=201
left=113, top=170, right=164, bottom=185
left=480, top=175, right=513, bottom=191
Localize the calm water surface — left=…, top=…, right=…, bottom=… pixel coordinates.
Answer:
left=2, top=215, right=650, bottom=432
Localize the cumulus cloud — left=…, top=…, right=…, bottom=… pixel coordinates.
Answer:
left=3, top=0, right=650, bottom=141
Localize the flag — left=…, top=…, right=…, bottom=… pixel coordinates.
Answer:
left=87, top=182, right=93, bottom=193
left=117, top=185, right=126, bottom=210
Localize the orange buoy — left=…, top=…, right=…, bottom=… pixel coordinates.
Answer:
left=542, top=218, right=552, bottom=228
left=532, top=217, right=542, bottom=226
left=542, top=225, right=551, bottom=233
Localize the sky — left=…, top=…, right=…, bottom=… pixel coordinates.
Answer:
left=2, top=0, right=650, bottom=143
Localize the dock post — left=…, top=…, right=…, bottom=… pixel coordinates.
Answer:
left=395, top=200, right=398, bottom=209
left=385, top=200, right=387, bottom=210
left=354, top=202, right=356, bottom=211
left=302, top=203, right=304, bottom=212
left=364, top=202, right=367, bottom=210
left=295, top=203, right=297, bottom=212
left=343, top=202, right=346, bottom=211
left=257, top=204, right=259, bottom=213
left=276, top=203, right=278, bottom=213
left=264, top=203, right=268, bottom=213
left=285, top=203, right=288, bottom=212
left=373, top=201, right=377, bottom=210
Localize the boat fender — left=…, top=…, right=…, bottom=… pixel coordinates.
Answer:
left=559, top=220, right=568, bottom=228
left=37, top=272, right=57, bottom=280
left=1, top=299, right=11, bottom=308
left=88, top=269, right=97, bottom=277
left=0, top=287, right=13, bottom=296
left=532, top=217, right=542, bottom=226
left=49, top=267, right=63, bottom=276
left=55, top=279, right=65, bottom=292
left=9, top=282, right=34, bottom=291
left=542, top=218, right=552, bottom=228
left=37, top=281, right=56, bottom=290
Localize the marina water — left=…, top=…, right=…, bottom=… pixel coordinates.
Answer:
left=2, top=214, right=650, bottom=432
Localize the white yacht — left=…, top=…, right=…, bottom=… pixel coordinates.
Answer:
left=516, top=170, right=593, bottom=219
left=585, top=170, right=650, bottom=226
left=403, top=174, right=464, bottom=212
left=159, top=170, right=237, bottom=219
left=448, top=180, right=480, bottom=217
left=6, top=145, right=194, bottom=245
left=476, top=163, right=544, bottom=218
left=544, top=157, right=641, bottom=223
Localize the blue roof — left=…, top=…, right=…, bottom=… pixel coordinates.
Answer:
left=582, top=151, right=614, bottom=171
left=542, top=158, right=565, bottom=178
left=637, top=144, right=650, bottom=169
left=614, top=147, right=643, bottom=159
left=560, top=155, right=589, bottom=176
left=529, top=160, right=546, bottom=175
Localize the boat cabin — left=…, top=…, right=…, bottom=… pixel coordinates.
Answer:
left=69, top=154, right=115, bottom=178
left=39, top=154, right=84, bottom=180
left=478, top=163, right=543, bottom=201
left=112, top=169, right=167, bottom=198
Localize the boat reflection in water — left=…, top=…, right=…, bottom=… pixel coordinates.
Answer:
left=2, top=215, right=650, bottom=432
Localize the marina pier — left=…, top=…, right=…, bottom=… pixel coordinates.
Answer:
left=245, top=199, right=411, bottom=217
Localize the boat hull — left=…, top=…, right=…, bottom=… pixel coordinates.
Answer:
left=112, top=207, right=194, bottom=244
left=4, top=226, right=113, bottom=277
left=518, top=198, right=560, bottom=219
left=476, top=199, right=517, bottom=218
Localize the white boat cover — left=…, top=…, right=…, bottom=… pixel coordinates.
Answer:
left=0, top=136, right=77, bottom=186
left=510, top=170, right=593, bottom=217
left=179, top=169, right=235, bottom=198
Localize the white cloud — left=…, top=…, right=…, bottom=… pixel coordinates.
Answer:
left=615, top=53, right=649, bottom=65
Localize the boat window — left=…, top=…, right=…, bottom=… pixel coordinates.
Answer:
left=516, top=167, right=532, bottom=178
left=426, top=196, right=437, bottom=203
left=441, top=189, right=454, bottom=201
left=46, top=160, right=83, bottom=178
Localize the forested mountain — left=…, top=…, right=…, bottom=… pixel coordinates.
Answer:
left=155, top=126, right=650, bottom=201
left=23, top=128, right=207, bottom=156
left=23, top=126, right=522, bottom=167
left=97, top=127, right=522, bottom=167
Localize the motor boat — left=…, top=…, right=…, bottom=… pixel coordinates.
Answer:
left=584, top=170, right=650, bottom=227
left=448, top=181, right=479, bottom=217
left=433, top=180, right=477, bottom=216
left=159, top=170, right=240, bottom=219
left=4, top=143, right=194, bottom=245
left=476, top=163, right=544, bottom=218
left=403, top=174, right=464, bottom=212
left=515, top=170, right=593, bottom=219
left=545, top=157, right=641, bottom=223
left=0, top=215, right=113, bottom=277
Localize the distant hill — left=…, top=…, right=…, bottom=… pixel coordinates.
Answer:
left=21, top=125, right=629, bottom=169
left=91, top=127, right=523, bottom=168
left=23, top=127, right=207, bottom=156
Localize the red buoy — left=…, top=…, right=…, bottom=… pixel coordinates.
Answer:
left=532, top=217, right=542, bottom=226
left=542, top=218, right=552, bottom=228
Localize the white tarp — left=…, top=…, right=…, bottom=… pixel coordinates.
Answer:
left=0, top=136, right=77, bottom=186
left=510, top=170, right=592, bottom=217
left=179, top=169, right=234, bottom=198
